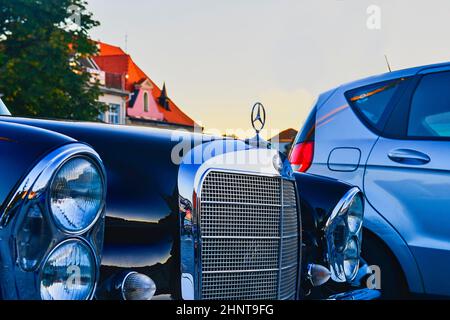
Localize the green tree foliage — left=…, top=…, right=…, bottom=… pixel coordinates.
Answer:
left=0, top=0, right=105, bottom=120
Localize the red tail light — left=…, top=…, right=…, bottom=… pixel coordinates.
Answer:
left=289, top=141, right=314, bottom=172
left=289, top=100, right=317, bottom=172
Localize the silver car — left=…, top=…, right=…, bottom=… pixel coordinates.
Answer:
left=290, top=62, right=450, bottom=298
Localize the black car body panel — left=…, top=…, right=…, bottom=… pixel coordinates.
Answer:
left=295, top=172, right=350, bottom=231
left=0, top=120, right=106, bottom=300
left=0, top=121, right=75, bottom=211
left=0, top=115, right=369, bottom=300
left=294, top=173, right=352, bottom=278
left=0, top=116, right=208, bottom=298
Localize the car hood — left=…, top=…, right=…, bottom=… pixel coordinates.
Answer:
left=0, top=120, right=75, bottom=211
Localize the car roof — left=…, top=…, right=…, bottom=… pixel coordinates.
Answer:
left=338, top=61, right=450, bottom=92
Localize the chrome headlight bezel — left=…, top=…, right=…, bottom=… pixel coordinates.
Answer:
left=324, top=187, right=364, bottom=283
left=47, top=155, right=106, bottom=235
left=39, top=237, right=98, bottom=301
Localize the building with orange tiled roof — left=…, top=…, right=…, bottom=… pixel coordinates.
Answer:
left=82, top=56, right=129, bottom=125
left=92, top=41, right=199, bottom=131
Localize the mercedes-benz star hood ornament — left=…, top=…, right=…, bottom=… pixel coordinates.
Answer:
left=251, top=102, right=266, bottom=134
left=246, top=102, right=271, bottom=149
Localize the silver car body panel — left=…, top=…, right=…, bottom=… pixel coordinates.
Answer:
left=304, top=64, right=450, bottom=295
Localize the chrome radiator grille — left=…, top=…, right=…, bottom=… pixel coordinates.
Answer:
left=199, top=171, right=299, bottom=300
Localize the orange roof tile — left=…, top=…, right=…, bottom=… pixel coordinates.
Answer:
left=97, top=42, right=126, bottom=56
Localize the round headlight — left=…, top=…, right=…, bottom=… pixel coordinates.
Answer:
left=331, top=216, right=348, bottom=253
left=325, top=187, right=364, bottom=283
left=49, top=157, right=104, bottom=233
left=347, top=194, right=364, bottom=234
left=40, top=239, right=96, bottom=300
left=343, top=237, right=360, bottom=280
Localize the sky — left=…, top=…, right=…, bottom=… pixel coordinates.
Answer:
left=88, top=0, right=450, bottom=138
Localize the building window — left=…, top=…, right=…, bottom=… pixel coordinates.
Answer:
left=144, top=92, right=149, bottom=112
left=108, top=103, right=120, bottom=124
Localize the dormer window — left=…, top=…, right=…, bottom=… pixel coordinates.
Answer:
left=144, top=92, right=149, bottom=112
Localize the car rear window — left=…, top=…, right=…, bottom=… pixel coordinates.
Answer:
left=345, top=78, right=409, bottom=132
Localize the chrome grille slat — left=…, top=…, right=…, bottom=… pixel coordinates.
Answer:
left=279, top=180, right=299, bottom=300
left=201, top=203, right=280, bottom=238
left=203, top=236, right=281, bottom=239
left=201, top=173, right=281, bottom=205
left=204, top=269, right=279, bottom=274
left=202, top=238, right=279, bottom=272
left=201, top=201, right=283, bottom=207
left=202, top=271, right=278, bottom=300
left=198, top=171, right=299, bottom=300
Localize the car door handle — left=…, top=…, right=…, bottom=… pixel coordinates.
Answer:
left=388, top=149, right=431, bottom=165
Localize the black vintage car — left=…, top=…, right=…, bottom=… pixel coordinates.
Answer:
left=0, top=99, right=378, bottom=300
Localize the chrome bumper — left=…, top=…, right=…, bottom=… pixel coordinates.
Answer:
left=327, top=289, right=381, bottom=300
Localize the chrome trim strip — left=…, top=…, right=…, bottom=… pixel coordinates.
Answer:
left=200, top=200, right=283, bottom=207
left=181, top=273, right=195, bottom=300
left=200, top=200, right=296, bottom=209
left=277, top=178, right=284, bottom=299
left=327, top=288, right=381, bottom=300
left=203, top=268, right=279, bottom=274
left=202, top=236, right=281, bottom=240
left=281, top=264, right=298, bottom=270
left=282, top=233, right=298, bottom=239
left=202, top=264, right=298, bottom=275
left=294, top=179, right=303, bottom=300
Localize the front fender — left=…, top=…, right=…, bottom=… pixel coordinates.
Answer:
left=294, top=172, right=352, bottom=233
left=294, top=172, right=365, bottom=295
left=0, top=120, right=75, bottom=211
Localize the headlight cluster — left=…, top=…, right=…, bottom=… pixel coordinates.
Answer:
left=40, top=156, right=104, bottom=300
left=1, top=144, right=106, bottom=300
left=324, top=187, right=364, bottom=283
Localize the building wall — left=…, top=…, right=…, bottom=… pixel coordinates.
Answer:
left=99, top=92, right=127, bottom=125
left=127, top=86, right=164, bottom=121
